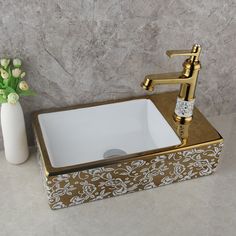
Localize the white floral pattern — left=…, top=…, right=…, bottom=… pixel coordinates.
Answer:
left=38, top=142, right=223, bottom=210
left=175, top=97, right=195, bottom=118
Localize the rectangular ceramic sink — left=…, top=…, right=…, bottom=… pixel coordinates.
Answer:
left=33, top=92, right=223, bottom=210
left=38, top=99, right=181, bottom=168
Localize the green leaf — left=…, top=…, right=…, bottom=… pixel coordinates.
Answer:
left=0, top=95, right=7, bottom=103
left=18, top=89, right=36, bottom=96
left=7, top=67, right=14, bottom=88
left=3, top=78, right=9, bottom=86
left=0, top=74, right=3, bottom=84
left=4, top=86, right=16, bottom=96
left=0, top=82, right=5, bottom=89
left=7, top=66, right=12, bottom=77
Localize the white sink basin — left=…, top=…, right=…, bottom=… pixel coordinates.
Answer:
left=38, top=99, right=181, bottom=168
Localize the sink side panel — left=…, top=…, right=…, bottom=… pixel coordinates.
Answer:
left=40, top=141, right=223, bottom=210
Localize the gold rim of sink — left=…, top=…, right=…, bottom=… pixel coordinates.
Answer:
left=32, top=91, right=223, bottom=177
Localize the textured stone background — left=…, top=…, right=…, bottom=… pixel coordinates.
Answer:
left=0, top=0, right=235, bottom=148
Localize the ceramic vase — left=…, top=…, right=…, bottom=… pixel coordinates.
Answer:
left=1, top=102, right=29, bottom=164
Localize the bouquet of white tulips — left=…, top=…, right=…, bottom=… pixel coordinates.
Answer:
left=0, top=58, right=35, bottom=104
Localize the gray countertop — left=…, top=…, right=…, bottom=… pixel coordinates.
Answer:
left=0, top=113, right=235, bottom=236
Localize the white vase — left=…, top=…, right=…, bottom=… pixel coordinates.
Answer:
left=1, top=102, right=29, bottom=164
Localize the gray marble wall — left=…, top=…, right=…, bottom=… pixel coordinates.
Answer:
left=0, top=0, right=235, bottom=148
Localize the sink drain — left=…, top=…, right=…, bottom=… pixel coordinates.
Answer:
left=103, top=149, right=127, bottom=159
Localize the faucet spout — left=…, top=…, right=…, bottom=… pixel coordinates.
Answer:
left=141, top=72, right=191, bottom=91
left=141, top=44, right=202, bottom=122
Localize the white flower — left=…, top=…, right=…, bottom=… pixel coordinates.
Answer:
left=7, top=93, right=19, bottom=104
left=0, top=69, right=9, bottom=79
left=19, top=81, right=29, bottom=91
left=0, top=59, right=10, bottom=69
left=20, top=72, right=26, bottom=78
left=13, top=58, right=22, bottom=68
left=12, top=68, right=21, bottom=78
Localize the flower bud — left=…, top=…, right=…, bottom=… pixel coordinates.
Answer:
left=13, top=58, right=22, bottom=68
left=19, top=81, right=29, bottom=91
left=12, top=68, right=21, bottom=78
left=7, top=93, right=19, bottom=104
left=0, top=69, right=9, bottom=79
left=20, top=72, right=26, bottom=78
left=0, top=59, right=10, bottom=69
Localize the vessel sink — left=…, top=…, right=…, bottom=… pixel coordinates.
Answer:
left=38, top=99, right=181, bottom=168
left=33, top=92, right=223, bottom=210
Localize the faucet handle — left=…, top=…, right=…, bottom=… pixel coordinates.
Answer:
left=166, top=44, right=201, bottom=62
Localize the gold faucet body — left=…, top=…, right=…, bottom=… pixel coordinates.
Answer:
left=141, top=44, right=201, bottom=123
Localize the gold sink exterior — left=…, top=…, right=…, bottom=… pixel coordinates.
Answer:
left=33, top=92, right=223, bottom=210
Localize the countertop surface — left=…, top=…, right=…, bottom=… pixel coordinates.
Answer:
left=0, top=112, right=235, bottom=236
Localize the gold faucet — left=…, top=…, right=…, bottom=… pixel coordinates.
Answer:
left=141, top=44, right=201, bottom=123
